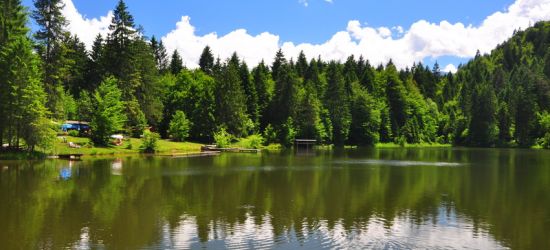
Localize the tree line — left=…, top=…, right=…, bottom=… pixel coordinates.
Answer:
left=1, top=0, right=550, bottom=151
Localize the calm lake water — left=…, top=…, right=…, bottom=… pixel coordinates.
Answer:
left=1, top=148, right=549, bottom=249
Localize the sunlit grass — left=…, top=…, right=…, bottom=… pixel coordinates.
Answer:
left=50, top=136, right=202, bottom=156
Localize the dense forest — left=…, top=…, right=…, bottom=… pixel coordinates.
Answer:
left=1, top=0, right=550, bottom=151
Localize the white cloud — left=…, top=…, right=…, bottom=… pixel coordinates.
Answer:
left=61, top=0, right=112, bottom=50
left=161, top=0, right=550, bottom=69
left=299, top=0, right=309, bottom=7
left=61, top=0, right=550, bottom=69
left=443, top=64, right=458, bottom=73
left=162, top=16, right=280, bottom=68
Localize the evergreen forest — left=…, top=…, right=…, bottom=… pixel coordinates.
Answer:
left=2, top=0, right=550, bottom=152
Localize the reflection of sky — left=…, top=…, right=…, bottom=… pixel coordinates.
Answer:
left=111, top=159, right=123, bottom=176
left=151, top=209, right=506, bottom=250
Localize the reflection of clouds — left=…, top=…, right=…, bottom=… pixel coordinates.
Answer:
left=159, top=216, right=198, bottom=249
left=160, top=209, right=506, bottom=249
left=111, top=159, right=123, bottom=176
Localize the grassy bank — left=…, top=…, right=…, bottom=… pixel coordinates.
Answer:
left=50, top=136, right=202, bottom=156
left=375, top=142, right=452, bottom=148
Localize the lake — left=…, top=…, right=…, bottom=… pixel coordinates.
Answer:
left=1, top=148, right=549, bottom=249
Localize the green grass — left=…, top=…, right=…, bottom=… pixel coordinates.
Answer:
left=375, top=142, right=452, bottom=148
left=51, top=136, right=202, bottom=156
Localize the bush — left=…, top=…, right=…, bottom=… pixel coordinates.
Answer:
left=68, top=130, right=80, bottom=137
left=169, top=111, right=191, bottom=142
left=140, top=132, right=160, bottom=153
left=262, top=124, right=277, bottom=146
left=277, top=118, right=296, bottom=148
left=214, top=128, right=232, bottom=148
left=238, top=134, right=264, bottom=149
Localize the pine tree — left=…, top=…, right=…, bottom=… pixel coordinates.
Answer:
left=199, top=45, right=215, bottom=75
left=468, top=84, right=498, bottom=147
left=170, top=50, right=183, bottom=75
left=385, top=62, right=408, bottom=139
left=0, top=37, right=55, bottom=150
left=63, top=35, right=88, bottom=97
left=32, top=0, right=67, bottom=62
left=295, top=83, right=325, bottom=141
left=240, top=62, right=259, bottom=131
left=103, top=0, right=136, bottom=83
left=0, top=0, right=28, bottom=46
left=270, top=63, right=300, bottom=127
left=86, top=34, right=105, bottom=91
left=90, top=77, right=127, bottom=146
left=325, top=62, right=351, bottom=146
left=295, top=51, right=308, bottom=78
left=215, top=54, right=250, bottom=137
left=271, top=49, right=286, bottom=79
left=150, top=36, right=168, bottom=73
left=349, top=85, right=381, bottom=146
left=252, top=61, right=273, bottom=130
left=133, top=38, right=164, bottom=127
left=512, top=65, right=538, bottom=147
left=32, top=0, right=70, bottom=119
left=0, top=0, right=29, bottom=147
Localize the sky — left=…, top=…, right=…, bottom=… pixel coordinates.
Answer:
left=21, top=0, right=550, bottom=72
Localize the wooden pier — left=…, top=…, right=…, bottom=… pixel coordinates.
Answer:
left=201, top=145, right=260, bottom=153
left=167, top=151, right=221, bottom=158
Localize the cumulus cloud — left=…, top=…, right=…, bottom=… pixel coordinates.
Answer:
left=61, top=0, right=550, bottom=69
left=161, top=0, right=550, bottom=69
left=443, top=64, right=458, bottom=73
left=61, top=0, right=112, bottom=50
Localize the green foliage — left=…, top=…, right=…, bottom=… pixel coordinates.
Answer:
left=214, top=128, right=233, bottom=148
left=262, top=124, right=277, bottom=146
left=170, top=49, right=183, bottom=75
left=199, top=46, right=214, bottom=75
left=161, top=69, right=217, bottom=142
left=538, top=112, right=550, bottom=148
left=125, top=98, right=147, bottom=138
left=237, top=134, right=264, bottom=149
left=140, top=131, right=159, bottom=153
left=169, top=111, right=191, bottom=142
left=325, top=62, right=351, bottom=146
left=215, top=54, right=250, bottom=137
left=468, top=84, right=498, bottom=147
left=349, top=86, right=381, bottom=146
left=68, top=130, right=79, bottom=137
left=278, top=118, right=297, bottom=148
left=3, top=0, right=550, bottom=152
left=90, top=77, right=127, bottom=146
left=0, top=36, right=55, bottom=151
left=295, top=84, right=326, bottom=142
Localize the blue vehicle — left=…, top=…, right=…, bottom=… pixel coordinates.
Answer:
left=61, top=121, right=90, bottom=132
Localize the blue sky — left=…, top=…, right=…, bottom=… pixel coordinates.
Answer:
left=21, top=0, right=550, bottom=71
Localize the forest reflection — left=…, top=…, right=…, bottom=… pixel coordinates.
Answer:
left=1, top=148, right=549, bottom=249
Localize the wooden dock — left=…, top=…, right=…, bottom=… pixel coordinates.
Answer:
left=166, top=151, right=221, bottom=158
left=201, top=145, right=260, bottom=153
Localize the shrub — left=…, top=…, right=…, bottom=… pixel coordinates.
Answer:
left=214, top=128, right=232, bottom=148
left=277, top=118, right=296, bottom=148
left=262, top=124, right=277, bottom=146
left=68, top=130, right=79, bottom=137
left=238, top=134, right=264, bottom=149
left=169, top=111, right=191, bottom=142
left=140, top=132, right=160, bottom=153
